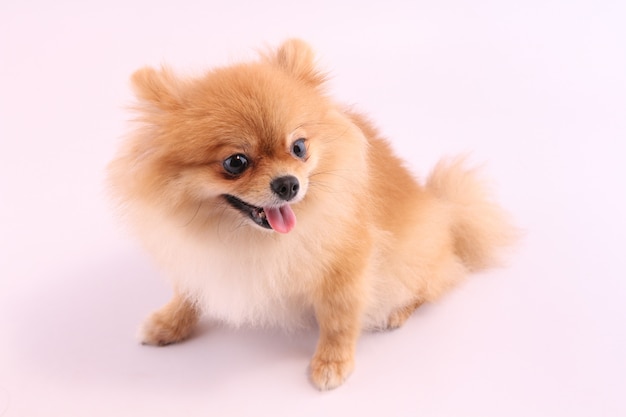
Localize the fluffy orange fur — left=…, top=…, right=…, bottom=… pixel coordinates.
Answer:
left=108, top=39, right=516, bottom=390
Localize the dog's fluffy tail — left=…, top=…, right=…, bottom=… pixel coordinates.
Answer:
left=426, top=156, right=518, bottom=271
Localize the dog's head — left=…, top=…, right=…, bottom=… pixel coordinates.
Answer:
left=111, top=40, right=367, bottom=234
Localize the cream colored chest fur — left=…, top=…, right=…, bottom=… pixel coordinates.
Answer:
left=129, top=204, right=412, bottom=331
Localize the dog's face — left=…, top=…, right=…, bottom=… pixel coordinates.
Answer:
left=184, top=74, right=324, bottom=234
left=118, top=40, right=359, bottom=234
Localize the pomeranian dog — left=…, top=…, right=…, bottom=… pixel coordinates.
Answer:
left=108, top=39, right=515, bottom=390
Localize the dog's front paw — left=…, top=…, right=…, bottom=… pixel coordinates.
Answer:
left=141, top=312, right=189, bottom=346
left=140, top=295, right=199, bottom=346
left=385, top=300, right=424, bottom=330
left=309, top=354, right=355, bottom=390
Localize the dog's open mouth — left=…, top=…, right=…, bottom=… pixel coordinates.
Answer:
left=223, top=195, right=296, bottom=233
left=224, top=194, right=270, bottom=229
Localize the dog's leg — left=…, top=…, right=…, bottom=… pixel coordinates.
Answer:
left=140, top=292, right=200, bottom=346
left=385, top=300, right=424, bottom=330
left=310, top=278, right=363, bottom=390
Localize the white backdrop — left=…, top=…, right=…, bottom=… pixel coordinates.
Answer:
left=1, top=1, right=625, bottom=416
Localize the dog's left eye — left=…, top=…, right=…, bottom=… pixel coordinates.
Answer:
left=291, top=138, right=307, bottom=159
left=223, top=154, right=249, bottom=176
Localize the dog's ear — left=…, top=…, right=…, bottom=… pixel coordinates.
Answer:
left=131, top=66, right=183, bottom=110
left=266, top=39, right=327, bottom=87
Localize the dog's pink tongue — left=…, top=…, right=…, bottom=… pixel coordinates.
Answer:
left=264, top=205, right=296, bottom=233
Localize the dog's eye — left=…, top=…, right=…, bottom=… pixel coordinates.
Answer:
left=291, top=138, right=307, bottom=159
left=223, top=154, right=249, bottom=175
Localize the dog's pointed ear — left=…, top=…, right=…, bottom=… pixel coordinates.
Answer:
left=131, top=66, right=183, bottom=110
left=266, top=39, right=327, bottom=87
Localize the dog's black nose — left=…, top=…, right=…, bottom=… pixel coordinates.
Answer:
left=271, top=175, right=300, bottom=201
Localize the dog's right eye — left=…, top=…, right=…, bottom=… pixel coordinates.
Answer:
left=223, top=154, right=249, bottom=176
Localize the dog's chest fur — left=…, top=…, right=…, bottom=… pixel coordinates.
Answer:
left=129, top=201, right=411, bottom=331
left=132, top=205, right=329, bottom=328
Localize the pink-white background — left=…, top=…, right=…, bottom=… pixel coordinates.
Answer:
left=1, top=1, right=625, bottom=416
